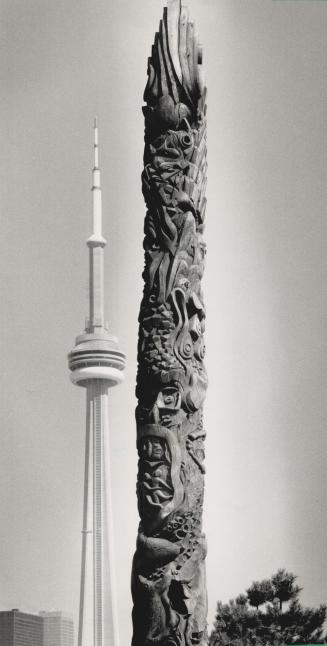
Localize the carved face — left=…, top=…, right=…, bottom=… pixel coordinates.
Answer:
left=157, top=387, right=181, bottom=411
left=140, top=437, right=167, bottom=461
left=138, top=435, right=173, bottom=523
left=137, top=425, right=184, bottom=533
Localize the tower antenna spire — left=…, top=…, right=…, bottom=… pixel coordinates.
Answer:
left=93, top=116, right=99, bottom=171
left=87, top=117, right=106, bottom=331
left=88, top=116, right=105, bottom=260
left=68, top=120, right=126, bottom=646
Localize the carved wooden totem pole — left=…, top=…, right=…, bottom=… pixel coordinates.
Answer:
left=132, top=1, right=208, bottom=645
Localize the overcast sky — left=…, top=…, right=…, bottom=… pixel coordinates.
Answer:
left=1, top=0, right=327, bottom=644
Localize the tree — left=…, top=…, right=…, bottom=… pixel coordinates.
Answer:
left=246, top=579, right=273, bottom=611
left=209, top=598, right=260, bottom=646
left=270, top=569, right=302, bottom=612
left=209, top=570, right=326, bottom=646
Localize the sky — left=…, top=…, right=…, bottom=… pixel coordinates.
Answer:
left=1, top=0, right=327, bottom=644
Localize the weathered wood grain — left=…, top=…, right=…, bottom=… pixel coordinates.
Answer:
left=132, top=3, right=208, bottom=645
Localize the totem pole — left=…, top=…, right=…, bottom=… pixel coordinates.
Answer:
left=132, top=2, right=208, bottom=645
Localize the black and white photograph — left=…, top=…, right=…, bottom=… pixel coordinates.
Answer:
left=1, top=1, right=327, bottom=645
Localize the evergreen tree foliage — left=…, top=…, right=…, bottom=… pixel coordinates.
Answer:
left=246, top=579, right=273, bottom=611
left=271, top=569, right=303, bottom=612
left=209, top=570, right=326, bottom=646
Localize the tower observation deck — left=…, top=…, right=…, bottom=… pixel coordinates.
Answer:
left=68, top=119, right=125, bottom=646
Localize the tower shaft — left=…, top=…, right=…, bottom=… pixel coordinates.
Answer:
left=77, top=395, right=91, bottom=646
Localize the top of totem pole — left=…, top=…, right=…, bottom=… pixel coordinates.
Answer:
left=143, top=0, right=206, bottom=137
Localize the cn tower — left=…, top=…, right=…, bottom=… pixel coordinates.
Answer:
left=68, top=119, right=125, bottom=646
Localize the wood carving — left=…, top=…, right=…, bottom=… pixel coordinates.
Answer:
left=132, top=2, right=208, bottom=645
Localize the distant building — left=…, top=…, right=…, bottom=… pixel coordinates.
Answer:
left=0, top=610, right=43, bottom=646
left=42, top=612, right=74, bottom=646
left=0, top=610, right=74, bottom=646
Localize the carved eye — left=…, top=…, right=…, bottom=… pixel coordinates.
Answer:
left=179, top=333, right=194, bottom=360
left=195, top=342, right=206, bottom=360
left=180, top=132, right=194, bottom=149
